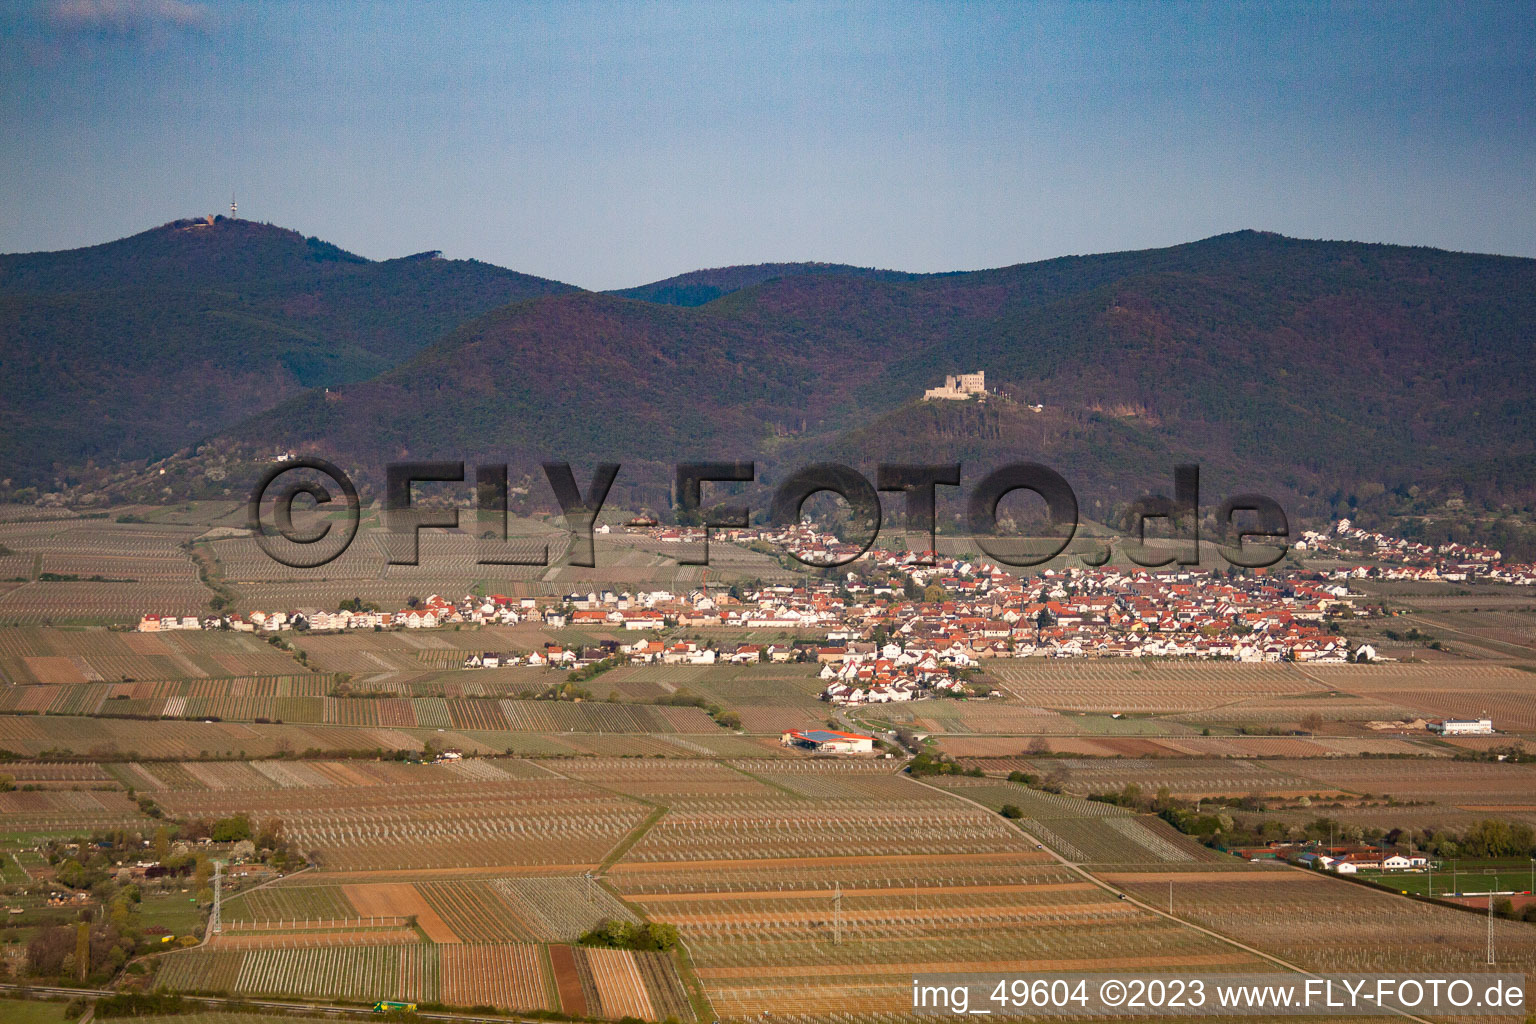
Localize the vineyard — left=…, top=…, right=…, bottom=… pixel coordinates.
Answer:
left=0, top=627, right=309, bottom=683
left=1260, top=757, right=1536, bottom=808
left=946, top=732, right=1436, bottom=763
left=0, top=521, right=210, bottom=624
left=439, top=943, right=556, bottom=1010
left=565, top=760, right=1258, bottom=1019
left=8, top=736, right=1536, bottom=1021
left=937, top=754, right=1536, bottom=831
left=0, top=760, right=112, bottom=782
left=154, top=777, right=651, bottom=871
left=1112, top=868, right=1536, bottom=975
left=581, top=946, right=658, bottom=1020
left=489, top=877, right=639, bottom=940
left=223, top=884, right=356, bottom=924
left=0, top=683, right=720, bottom=732
left=926, top=776, right=1217, bottom=864
left=613, top=853, right=1258, bottom=1020
left=622, top=799, right=1025, bottom=863
left=157, top=943, right=444, bottom=1003
left=1303, top=663, right=1536, bottom=732
left=3, top=628, right=1535, bottom=1024
left=964, top=758, right=1339, bottom=800
left=155, top=934, right=689, bottom=1018
left=0, top=712, right=768, bottom=759
left=985, top=661, right=1324, bottom=713
left=0, top=788, right=143, bottom=831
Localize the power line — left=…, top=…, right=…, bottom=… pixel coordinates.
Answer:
left=210, top=860, right=223, bottom=936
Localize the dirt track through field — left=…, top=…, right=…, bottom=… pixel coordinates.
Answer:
left=342, top=883, right=459, bottom=943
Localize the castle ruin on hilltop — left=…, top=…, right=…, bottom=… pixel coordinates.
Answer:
left=923, top=371, right=987, bottom=401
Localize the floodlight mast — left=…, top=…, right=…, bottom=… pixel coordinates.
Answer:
left=1486, top=892, right=1495, bottom=965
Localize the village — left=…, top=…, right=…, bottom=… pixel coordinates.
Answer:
left=123, top=517, right=1466, bottom=715
left=1300, top=518, right=1536, bottom=584
left=130, top=517, right=1536, bottom=714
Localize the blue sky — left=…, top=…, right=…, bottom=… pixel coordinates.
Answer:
left=2, top=1, right=1532, bottom=289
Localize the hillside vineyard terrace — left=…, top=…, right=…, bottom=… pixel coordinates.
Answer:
left=249, top=459, right=1289, bottom=571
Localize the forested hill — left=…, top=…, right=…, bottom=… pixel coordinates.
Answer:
left=205, top=230, right=1536, bottom=520
left=608, top=262, right=920, bottom=306
left=0, top=217, right=577, bottom=485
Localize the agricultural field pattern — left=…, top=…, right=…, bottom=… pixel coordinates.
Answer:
left=1, top=507, right=1535, bottom=1023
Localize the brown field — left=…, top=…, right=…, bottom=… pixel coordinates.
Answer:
left=343, top=883, right=460, bottom=943
left=549, top=943, right=587, bottom=1016
left=20, top=656, right=87, bottom=683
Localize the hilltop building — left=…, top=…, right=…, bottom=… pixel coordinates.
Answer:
left=923, top=371, right=987, bottom=401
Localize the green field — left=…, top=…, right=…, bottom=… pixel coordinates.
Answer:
left=138, top=889, right=208, bottom=936
left=1356, top=859, right=1536, bottom=898
left=0, top=998, right=76, bottom=1024
left=0, top=851, right=31, bottom=883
